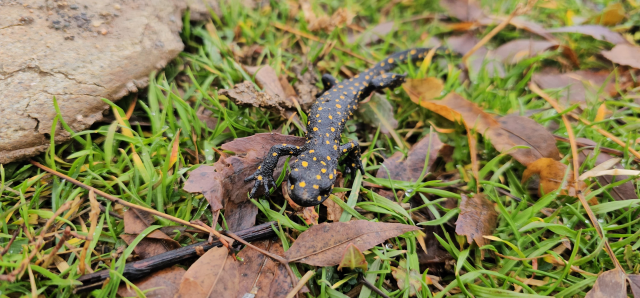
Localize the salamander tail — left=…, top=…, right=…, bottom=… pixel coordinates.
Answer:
left=370, top=48, right=440, bottom=73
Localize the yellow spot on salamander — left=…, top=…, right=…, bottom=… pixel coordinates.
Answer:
left=321, top=168, right=327, bottom=173
left=313, top=157, right=317, bottom=161
left=321, top=161, right=326, bottom=165
left=310, top=150, right=315, bottom=153
left=333, top=145, right=338, bottom=150
left=302, top=161, right=308, bottom=167
left=327, top=156, right=331, bottom=160
left=317, top=196, right=322, bottom=201
left=326, top=133, right=329, bottom=137
left=313, top=185, right=319, bottom=189
left=410, top=49, right=417, bottom=55
left=291, top=184, right=294, bottom=190
left=340, top=95, right=344, bottom=99
left=365, top=75, right=370, bottom=79
left=331, top=127, right=335, bottom=132
left=380, top=62, right=385, bottom=66
left=282, top=143, right=287, bottom=146
left=343, top=149, right=347, bottom=152
left=316, top=114, right=319, bottom=117
left=328, top=115, right=333, bottom=119
left=313, top=127, right=318, bottom=131
left=258, top=165, right=261, bottom=169
left=272, top=152, right=278, bottom=156
left=257, top=175, right=263, bottom=180
left=388, top=58, right=394, bottom=63
left=316, top=175, right=321, bottom=180
left=338, top=85, right=344, bottom=88
left=326, top=140, right=330, bottom=144
left=329, top=174, right=333, bottom=179
left=299, top=181, right=306, bottom=187
left=336, top=104, right=342, bottom=108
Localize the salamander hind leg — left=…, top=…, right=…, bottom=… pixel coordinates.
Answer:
left=315, top=74, right=339, bottom=98
left=371, top=73, right=406, bottom=91
left=245, top=144, right=305, bottom=198
left=339, top=140, right=365, bottom=176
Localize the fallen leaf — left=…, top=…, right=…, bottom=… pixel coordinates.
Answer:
left=285, top=220, right=419, bottom=266
left=446, top=33, right=505, bottom=80
left=455, top=194, right=497, bottom=256
left=403, top=78, right=445, bottom=104
left=338, top=243, right=368, bottom=271
left=532, top=69, right=617, bottom=105
left=243, top=64, right=289, bottom=104
left=629, top=274, right=640, bottom=298
left=302, top=207, right=319, bottom=225
left=415, top=92, right=559, bottom=166
left=585, top=267, right=627, bottom=298
left=578, top=157, right=622, bottom=181
left=439, top=0, right=487, bottom=22
left=589, top=3, right=626, bottom=26
left=546, top=25, right=628, bottom=45
left=184, top=134, right=306, bottom=212
left=348, top=21, right=395, bottom=45
left=175, top=246, right=238, bottom=298
left=602, top=43, right=640, bottom=69
left=291, top=63, right=321, bottom=111
left=508, top=17, right=557, bottom=41
left=224, top=200, right=258, bottom=232
left=357, top=93, right=398, bottom=134
left=376, top=132, right=445, bottom=182
left=580, top=169, right=640, bottom=179
left=120, top=209, right=181, bottom=259
left=492, top=40, right=558, bottom=64
left=521, top=158, right=586, bottom=197
left=391, top=259, right=423, bottom=297
left=219, top=81, right=291, bottom=115
left=117, top=266, right=185, bottom=298
left=237, top=240, right=294, bottom=298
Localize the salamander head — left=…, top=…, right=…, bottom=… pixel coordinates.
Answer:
left=287, top=156, right=335, bottom=206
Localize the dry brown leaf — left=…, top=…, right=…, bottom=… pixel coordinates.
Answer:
left=446, top=33, right=505, bottom=79
left=285, top=220, right=419, bottom=266
left=577, top=138, right=638, bottom=202
left=546, top=25, right=628, bottom=45
left=376, top=132, right=445, bottom=183
left=357, top=93, right=399, bottom=135
left=219, top=81, right=291, bottom=114
left=403, top=78, right=445, bottom=104
left=243, top=65, right=289, bottom=104
left=521, top=158, right=587, bottom=197
left=224, top=200, right=258, bottom=232
left=414, top=92, right=559, bottom=166
left=117, top=266, right=185, bottom=298
left=508, top=16, right=557, bottom=41
left=629, top=274, right=640, bottom=298
left=237, top=240, right=294, bottom=298
left=120, top=209, right=181, bottom=259
left=455, top=194, right=497, bottom=256
left=184, top=134, right=306, bottom=213
left=175, top=246, right=238, bottom=298
left=532, top=69, right=617, bottom=105
left=589, top=3, right=626, bottom=26
left=602, top=43, right=640, bottom=69
left=585, top=267, right=627, bottom=298
left=323, top=173, right=345, bottom=221
left=492, top=40, right=558, bottom=64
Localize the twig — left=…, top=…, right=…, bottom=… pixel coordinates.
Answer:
left=41, top=226, right=71, bottom=269
left=80, top=190, right=100, bottom=275
left=358, top=273, right=391, bottom=298
left=285, top=270, right=314, bottom=298
left=0, top=229, right=19, bottom=258
left=98, top=203, right=124, bottom=219
left=529, top=82, right=623, bottom=270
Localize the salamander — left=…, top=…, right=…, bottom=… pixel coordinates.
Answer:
left=245, top=48, right=434, bottom=206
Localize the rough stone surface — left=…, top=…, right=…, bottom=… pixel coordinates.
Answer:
left=0, top=0, right=206, bottom=164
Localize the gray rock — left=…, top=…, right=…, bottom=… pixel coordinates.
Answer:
left=0, top=0, right=214, bottom=164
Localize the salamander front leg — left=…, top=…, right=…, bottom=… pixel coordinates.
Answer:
left=339, top=140, right=365, bottom=176
left=315, top=74, right=339, bottom=98
left=245, top=144, right=305, bottom=198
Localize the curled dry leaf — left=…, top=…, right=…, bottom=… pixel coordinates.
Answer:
left=284, top=220, right=419, bottom=266
left=337, top=243, right=367, bottom=271
left=455, top=194, right=497, bottom=256
left=546, top=25, right=628, bottom=45
left=175, top=246, right=238, bottom=298
left=184, top=133, right=306, bottom=213
left=237, top=240, right=294, bottom=298
left=410, top=92, right=559, bottom=166
left=602, top=44, right=640, bottom=70
left=521, top=158, right=587, bottom=197
left=532, top=69, right=618, bottom=105
left=376, top=132, right=446, bottom=183
left=585, top=267, right=627, bottom=298
left=117, top=266, right=185, bottom=298
left=120, top=209, right=181, bottom=259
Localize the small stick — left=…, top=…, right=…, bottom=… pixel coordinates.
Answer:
left=358, top=273, right=391, bottom=298
left=285, top=270, right=314, bottom=298
left=0, top=229, right=19, bottom=258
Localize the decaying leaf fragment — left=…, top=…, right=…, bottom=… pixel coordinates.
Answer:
left=391, top=259, right=425, bottom=297
left=455, top=194, right=497, bottom=255
left=337, top=243, right=368, bottom=271
left=585, top=267, right=627, bottom=298
left=285, top=220, right=419, bottom=266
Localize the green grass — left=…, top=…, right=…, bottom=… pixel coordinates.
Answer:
left=1, top=0, right=640, bottom=297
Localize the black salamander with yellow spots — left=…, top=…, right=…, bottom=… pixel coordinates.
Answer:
left=245, top=48, right=434, bottom=206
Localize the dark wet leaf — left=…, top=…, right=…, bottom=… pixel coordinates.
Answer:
left=455, top=194, right=497, bottom=255
left=117, top=266, right=185, bottom=298
left=175, top=246, right=238, bottom=298
left=546, top=25, right=627, bottom=45
left=532, top=69, right=618, bottom=105
left=376, top=132, right=445, bottom=182
left=577, top=138, right=638, bottom=202
left=184, top=134, right=306, bottom=212
left=338, top=243, right=367, bottom=271
left=120, top=210, right=181, bottom=259
left=357, top=93, right=398, bottom=134
left=602, top=44, right=640, bottom=70
left=285, top=220, right=419, bottom=266
left=628, top=274, right=640, bottom=298
left=237, top=240, right=294, bottom=298
left=224, top=200, right=258, bottom=232
left=585, top=267, right=627, bottom=298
